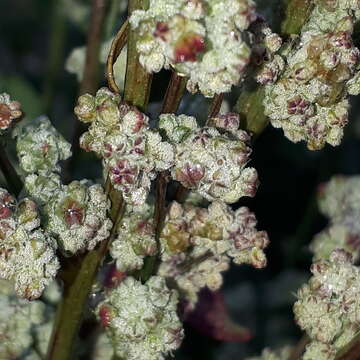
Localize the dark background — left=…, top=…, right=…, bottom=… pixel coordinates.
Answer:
left=1, top=0, right=360, bottom=358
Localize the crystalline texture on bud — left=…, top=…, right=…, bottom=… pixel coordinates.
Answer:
left=159, top=113, right=258, bottom=204
left=75, top=88, right=175, bottom=205
left=0, top=188, right=59, bottom=300
left=263, top=1, right=360, bottom=150
left=45, top=180, right=112, bottom=255
left=0, top=93, right=22, bottom=133
left=130, top=0, right=257, bottom=97
left=15, top=117, right=72, bottom=174
left=311, top=175, right=360, bottom=260
left=96, top=276, right=184, bottom=360
left=293, top=249, right=360, bottom=359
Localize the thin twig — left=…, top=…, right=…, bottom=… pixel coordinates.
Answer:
left=139, top=72, right=187, bottom=282
left=106, top=19, right=129, bottom=94
left=288, top=335, right=309, bottom=360
left=335, top=331, right=360, bottom=360
left=65, top=0, right=107, bottom=182
left=0, top=143, right=23, bottom=196
left=207, top=93, right=224, bottom=119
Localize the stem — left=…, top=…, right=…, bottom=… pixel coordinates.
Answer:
left=42, top=0, right=67, bottom=114
left=123, top=0, right=152, bottom=111
left=65, top=0, right=107, bottom=182
left=207, top=93, right=224, bottom=119
left=234, top=0, right=315, bottom=138
left=335, top=331, right=360, bottom=360
left=47, top=0, right=153, bottom=358
left=139, top=72, right=187, bottom=282
left=0, top=143, right=23, bottom=197
left=106, top=20, right=129, bottom=94
left=288, top=335, right=309, bottom=360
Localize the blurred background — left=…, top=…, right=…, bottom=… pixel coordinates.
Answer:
left=2, top=0, right=360, bottom=358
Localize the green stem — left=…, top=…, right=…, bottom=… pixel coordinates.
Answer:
left=207, top=93, right=224, bottom=119
left=123, top=0, right=152, bottom=111
left=47, top=0, right=153, bottom=358
left=234, top=0, right=315, bottom=137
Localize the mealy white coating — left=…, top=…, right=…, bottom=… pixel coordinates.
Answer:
left=96, top=276, right=184, bottom=360
left=294, top=249, right=360, bottom=359
left=75, top=88, right=174, bottom=205
left=130, top=0, right=257, bottom=97
left=158, top=200, right=269, bottom=308
left=159, top=112, right=258, bottom=203
left=45, top=180, right=112, bottom=255
left=263, top=1, right=360, bottom=149
left=15, top=117, right=72, bottom=174
left=0, top=189, right=59, bottom=300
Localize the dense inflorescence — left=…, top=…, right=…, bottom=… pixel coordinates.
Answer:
left=0, top=93, right=22, bottom=133
left=15, top=118, right=112, bottom=256
left=158, top=200, right=269, bottom=308
left=294, top=249, right=360, bottom=360
left=15, top=117, right=71, bottom=174
left=0, top=189, right=59, bottom=300
left=130, top=0, right=257, bottom=97
left=159, top=112, right=258, bottom=203
left=110, top=203, right=156, bottom=272
left=0, top=279, right=56, bottom=359
left=263, top=0, right=360, bottom=149
left=96, top=276, right=184, bottom=360
left=311, top=175, right=360, bottom=260
left=75, top=87, right=174, bottom=205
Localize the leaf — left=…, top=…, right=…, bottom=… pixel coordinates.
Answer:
left=185, top=288, right=252, bottom=343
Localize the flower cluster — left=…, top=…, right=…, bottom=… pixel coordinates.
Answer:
left=0, top=93, right=22, bottom=133
left=130, top=0, right=257, bottom=97
left=293, top=249, right=360, bottom=360
left=249, top=18, right=284, bottom=85
left=110, top=203, right=156, bottom=272
left=15, top=118, right=112, bottom=256
left=75, top=87, right=174, bottom=205
left=44, top=180, right=112, bottom=255
left=160, top=112, right=258, bottom=203
left=0, top=279, right=56, bottom=359
left=158, top=200, right=269, bottom=308
left=15, top=117, right=72, bottom=174
left=0, top=188, right=59, bottom=300
left=245, top=347, right=292, bottom=360
left=311, top=175, right=360, bottom=261
left=96, top=276, right=184, bottom=360
left=263, top=1, right=360, bottom=149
